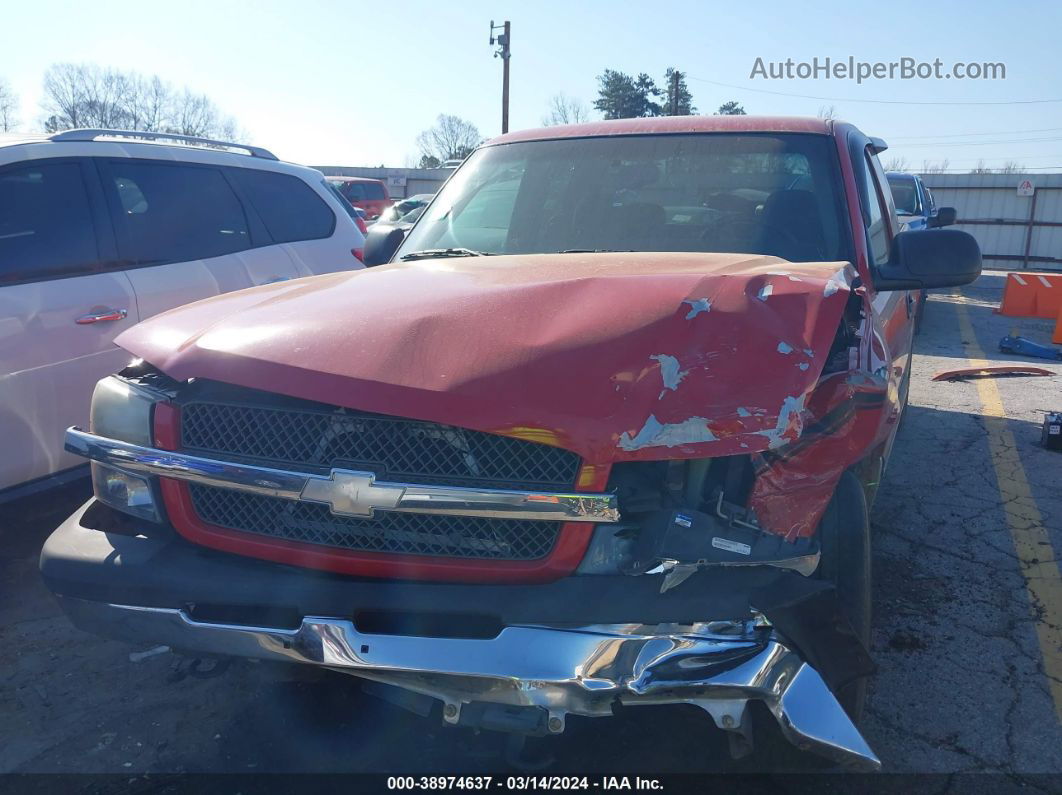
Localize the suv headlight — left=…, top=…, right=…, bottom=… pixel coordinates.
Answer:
left=88, top=374, right=164, bottom=523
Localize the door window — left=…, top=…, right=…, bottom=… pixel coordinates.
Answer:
left=862, top=153, right=891, bottom=266
left=107, top=161, right=250, bottom=265
left=231, top=169, right=335, bottom=243
left=0, top=161, right=99, bottom=283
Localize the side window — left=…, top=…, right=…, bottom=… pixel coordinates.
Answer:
left=0, top=161, right=99, bottom=283
left=861, top=153, right=890, bottom=266
left=924, top=185, right=936, bottom=214
left=107, top=161, right=249, bottom=265
left=231, top=169, right=335, bottom=243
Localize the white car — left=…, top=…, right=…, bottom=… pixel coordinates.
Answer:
left=0, top=129, right=366, bottom=499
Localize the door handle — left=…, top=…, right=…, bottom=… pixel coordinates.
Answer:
left=76, top=308, right=128, bottom=325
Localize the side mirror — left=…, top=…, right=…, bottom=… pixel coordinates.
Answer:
left=927, top=207, right=957, bottom=228
left=873, top=228, right=981, bottom=291
left=363, top=224, right=405, bottom=266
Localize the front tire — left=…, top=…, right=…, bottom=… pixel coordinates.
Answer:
left=814, top=470, right=873, bottom=720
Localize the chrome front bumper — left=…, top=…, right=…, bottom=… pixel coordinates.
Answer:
left=59, top=596, right=880, bottom=770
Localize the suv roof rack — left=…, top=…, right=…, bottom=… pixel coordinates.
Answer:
left=48, top=129, right=278, bottom=160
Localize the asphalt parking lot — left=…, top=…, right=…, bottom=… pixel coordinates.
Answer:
left=2, top=273, right=1062, bottom=784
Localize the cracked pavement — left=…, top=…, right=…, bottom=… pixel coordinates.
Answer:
left=2, top=273, right=1061, bottom=783
left=862, top=274, right=1062, bottom=782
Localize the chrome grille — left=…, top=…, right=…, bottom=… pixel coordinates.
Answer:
left=176, top=394, right=580, bottom=561
left=189, top=484, right=561, bottom=560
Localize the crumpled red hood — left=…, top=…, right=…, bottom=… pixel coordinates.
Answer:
left=118, top=252, right=853, bottom=463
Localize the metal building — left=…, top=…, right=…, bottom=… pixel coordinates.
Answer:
left=920, top=172, right=1062, bottom=270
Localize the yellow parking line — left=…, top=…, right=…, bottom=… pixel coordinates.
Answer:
left=954, top=293, right=1062, bottom=722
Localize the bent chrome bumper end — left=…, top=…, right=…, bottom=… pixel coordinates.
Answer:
left=58, top=596, right=880, bottom=770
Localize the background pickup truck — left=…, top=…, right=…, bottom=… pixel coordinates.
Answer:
left=42, top=115, right=981, bottom=771
left=886, top=171, right=957, bottom=232
left=886, top=170, right=960, bottom=328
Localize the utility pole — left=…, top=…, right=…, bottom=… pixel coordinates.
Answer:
left=670, top=69, right=680, bottom=116
left=490, top=20, right=511, bottom=133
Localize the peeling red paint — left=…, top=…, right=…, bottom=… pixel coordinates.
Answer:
left=117, top=249, right=900, bottom=548
left=118, top=253, right=855, bottom=465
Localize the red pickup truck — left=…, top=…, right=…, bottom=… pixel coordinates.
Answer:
left=43, top=116, right=980, bottom=770
left=327, top=176, right=393, bottom=221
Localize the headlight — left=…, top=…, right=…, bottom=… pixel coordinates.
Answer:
left=89, top=374, right=165, bottom=522
left=89, top=375, right=158, bottom=445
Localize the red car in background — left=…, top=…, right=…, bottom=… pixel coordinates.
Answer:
left=327, top=176, right=392, bottom=220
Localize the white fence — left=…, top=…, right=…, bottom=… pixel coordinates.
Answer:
left=920, top=173, right=1062, bottom=270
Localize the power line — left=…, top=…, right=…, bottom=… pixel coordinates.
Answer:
left=900, top=157, right=1062, bottom=165
left=889, top=126, right=1062, bottom=140
left=895, top=136, right=1062, bottom=148
left=686, top=76, right=1062, bottom=106
left=923, top=166, right=1062, bottom=171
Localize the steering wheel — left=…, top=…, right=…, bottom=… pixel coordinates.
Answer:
left=699, top=213, right=757, bottom=247
left=759, top=221, right=823, bottom=261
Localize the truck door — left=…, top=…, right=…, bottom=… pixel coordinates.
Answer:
left=859, top=148, right=915, bottom=425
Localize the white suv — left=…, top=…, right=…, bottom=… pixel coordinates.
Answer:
left=0, top=129, right=366, bottom=498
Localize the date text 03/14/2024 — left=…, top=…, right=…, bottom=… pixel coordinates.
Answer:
left=386, top=776, right=664, bottom=791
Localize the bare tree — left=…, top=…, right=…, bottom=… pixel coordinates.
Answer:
left=170, top=89, right=229, bottom=137
left=883, top=156, right=909, bottom=172
left=0, top=78, right=19, bottom=132
left=42, top=63, right=87, bottom=131
left=40, top=63, right=242, bottom=139
left=817, top=104, right=837, bottom=121
left=416, top=114, right=482, bottom=166
left=997, top=161, right=1024, bottom=174
left=921, top=159, right=950, bottom=174
left=970, top=159, right=992, bottom=174
left=542, top=93, right=590, bottom=126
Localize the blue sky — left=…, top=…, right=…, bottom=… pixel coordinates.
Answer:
left=3, top=0, right=1062, bottom=171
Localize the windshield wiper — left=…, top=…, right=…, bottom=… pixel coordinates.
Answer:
left=399, top=248, right=494, bottom=261
left=555, top=248, right=635, bottom=254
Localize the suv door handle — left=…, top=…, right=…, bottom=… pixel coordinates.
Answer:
left=76, top=308, right=128, bottom=325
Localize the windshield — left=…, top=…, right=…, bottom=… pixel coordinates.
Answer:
left=396, top=133, right=851, bottom=264
left=887, top=176, right=921, bottom=216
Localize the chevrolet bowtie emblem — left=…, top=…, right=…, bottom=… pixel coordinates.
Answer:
left=300, top=469, right=405, bottom=518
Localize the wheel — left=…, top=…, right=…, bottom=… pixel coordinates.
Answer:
left=814, top=470, right=873, bottom=720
